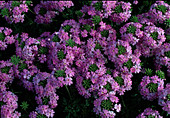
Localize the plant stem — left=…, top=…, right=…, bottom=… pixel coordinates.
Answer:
left=65, top=85, right=72, bottom=99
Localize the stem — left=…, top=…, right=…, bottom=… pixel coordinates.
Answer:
left=65, top=85, right=72, bottom=99
left=28, top=7, right=36, bottom=15
left=121, top=96, right=126, bottom=108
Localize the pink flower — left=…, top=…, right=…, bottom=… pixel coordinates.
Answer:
left=114, top=104, right=121, bottom=112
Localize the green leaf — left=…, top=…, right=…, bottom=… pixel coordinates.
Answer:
left=165, top=18, right=170, bottom=28
left=156, top=5, right=167, bottom=14
left=38, top=47, right=48, bottom=54
left=75, top=10, right=83, bottom=17
left=81, top=24, right=91, bottom=32
left=101, top=30, right=109, bottom=38
left=25, top=1, right=32, bottom=6
left=88, top=64, right=99, bottom=72
left=124, top=59, right=133, bottom=69
left=66, top=39, right=75, bottom=47
left=18, top=63, right=28, bottom=72
left=117, top=45, right=126, bottom=55
left=106, top=69, right=112, bottom=75
left=156, top=70, right=165, bottom=79
left=57, top=50, right=65, bottom=60
left=1, top=66, right=10, bottom=74
left=42, top=97, right=49, bottom=105
left=101, top=100, right=113, bottom=110
left=0, top=8, right=9, bottom=17
left=37, top=114, right=46, bottom=118
left=104, top=82, right=112, bottom=92
left=95, top=43, right=102, bottom=50
left=39, top=7, right=47, bottom=15
left=167, top=94, right=170, bottom=101
left=145, top=68, right=153, bottom=76
left=63, top=25, right=72, bottom=32
left=150, top=32, right=158, bottom=41
left=130, top=16, right=139, bottom=22
left=52, top=35, right=60, bottom=42
left=92, top=15, right=101, bottom=24
left=0, top=33, right=5, bottom=41
left=82, top=79, right=92, bottom=89
left=94, top=1, right=103, bottom=11
left=55, top=70, right=66, bottom=78
left=39, top=79, right=47, bottom=88
left=127, top=25, right=136, bottom=34
left=164, top=51, right=170, bottom=58
left=114, top=5, right=123, bottom=13
left=20, top=101, right=29, bottom=111
left=146, top=82, right=158, bottom=93
left=114, top=76, right=124, bottom=86
left=10, top=55, right=21, bottom=65
left=11, top=1, right=20, bottom=7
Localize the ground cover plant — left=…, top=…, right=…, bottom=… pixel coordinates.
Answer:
left=0, top=0, right=170, bottom=118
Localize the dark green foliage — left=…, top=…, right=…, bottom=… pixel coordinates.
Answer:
left=106, top=69, right=112, bottom=75
left=0, top=8, right=9, bottom=17
left=39, top=79, right=47, bottom=88
left=37, top=114, right=46, bottom=118
left=55, top=70, right=66, bottom=78
left=75, top=10, right=83, bottom=17
left=20, top=101, right=29, bottom=111
left=57, top=50, right=65, bottom=60
left=0, top=101, right=5, bottom=107
left=146, top=83, right=158, bottom=93
left=164, top=51, right=170, bottom=58
left=165, top=18, right=170, bottom=28
left=10, top=55, right=21, bottom=65
left=166, top=35, right=170, bottom=43
left=81, top=24, right=91, bottom=32
left=42, top=97, right=49, bottom=105
left=146, top=115, right=155, bottom=118
left=150, top=32, right=158, bottom=41
left=18, top=63, right=28, bottom=72
left=66, top=39, right=75, bottom=47
left=94, top=1, right=103, bottom=11
left=88, top=64, right=99, bottom=72
left=20, top=42, right=25, bottom=49
left=117, top=45, right=126, bottom=55
left=114, top=5, right=123, bottom=13
left=11, top=1, right=20, bottom=7
left=124, top=59, right=133, bottom=69
left=17, top=38, right=22, bottom=43
left=101, top=100, right=113, bottom=110
left=145, top=68, right=153, bottom=76
left=130, top=16, right=139, bottom=22
left=127, top=25, right=136, bottom=34
left=38, top=47, right=48, bottom=54
left=39, top=7, right=47, bottom=15
left=104, top=82, right=112, bottom=92
left=0, top=33, right=5, bottom=41
left=52, top=35, right=60, bottom=42
left=95, top=43, right=102, bottom=50
left=63, top=25, right=72, bottom=32
left=156, top=5, right=167, bottom=14
left=101, top=30, right=109, bottom=38
left=156, top=70, right=165, bottom=79
left=114, top=76, right=124, bottom=86
left=167, top=94, right=170, bottom=101
left=1, top=66, right=10, bottom=74
left=82, top=79, right=92, bottom=89
left=92, top=15, right=101, bottom=24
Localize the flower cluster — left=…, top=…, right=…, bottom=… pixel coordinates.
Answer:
left=136, top=108, right=163, bottom=118
left=0, top=1, right=170, bottom=117
left=0, top=27, right=15, bottom=50
left=158, top=83, right=170, bottom=114
left=34, top=1, right=74, bottom=24
left=0, top=1, right=32, bottom=23
left=138, top=75, right=164, bottom=101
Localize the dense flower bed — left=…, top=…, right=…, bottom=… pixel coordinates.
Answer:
left=0, top=0, right=170, bottom=118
